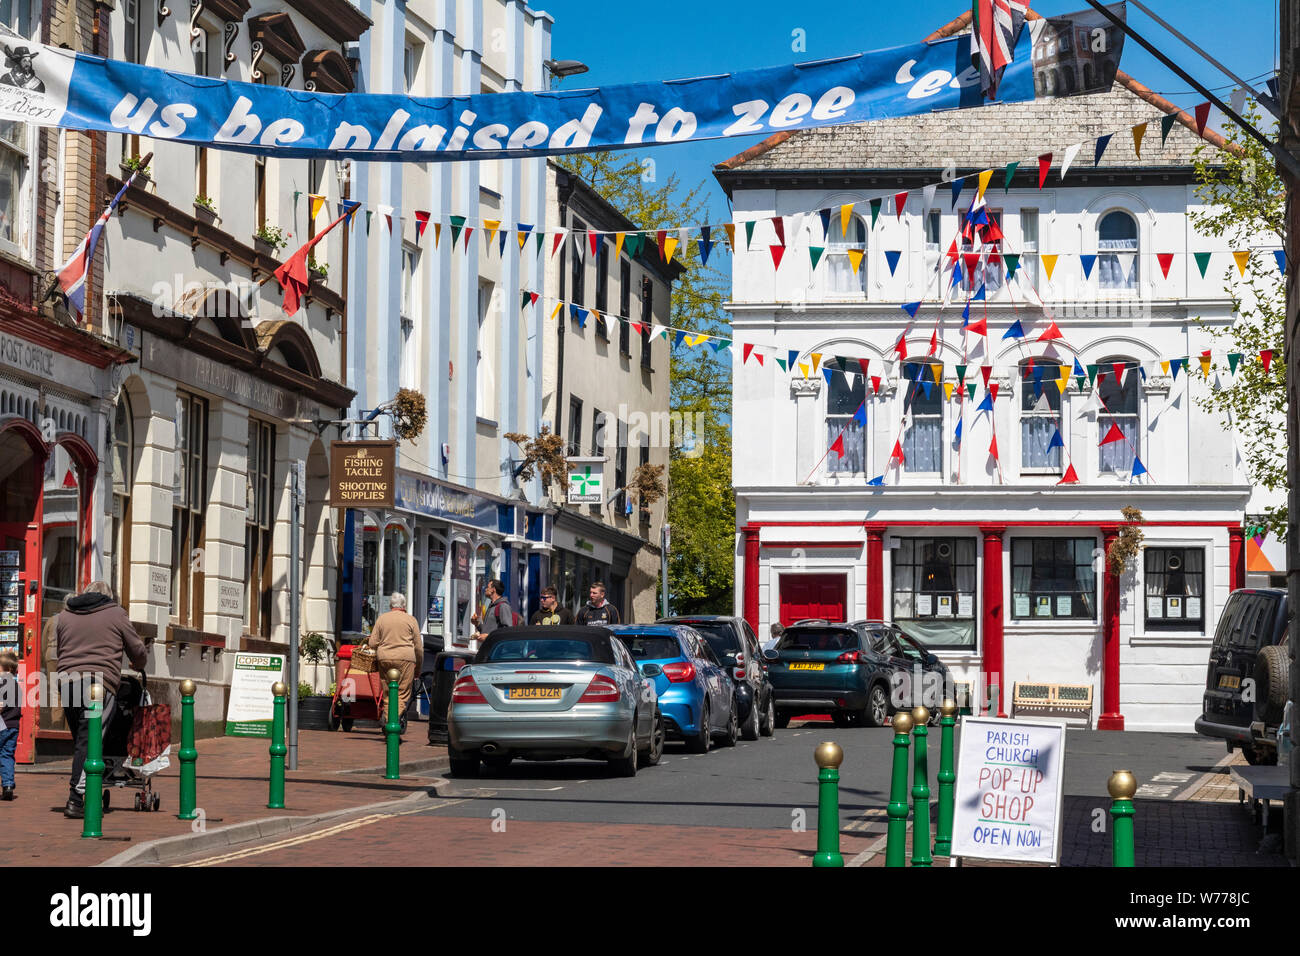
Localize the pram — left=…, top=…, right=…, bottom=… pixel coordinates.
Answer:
left=101, top=673, right=169, bottom=812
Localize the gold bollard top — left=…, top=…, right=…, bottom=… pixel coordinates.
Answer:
left=940, top=699, right=957, bottom=718
left=1108, top=770, right=1137, bottom=800
left=89, top=683, right=103, bottom=703
left=271, top=681, right=287, bottom=698
left=814, top=741, right=843, bottom=769
left=180, top=678, right=196, bottom=696
left=386, top=667, right=401, bottom=682
left=911, top=705, right=930, bottom=726
left=892, top=711, right=914, bottom=734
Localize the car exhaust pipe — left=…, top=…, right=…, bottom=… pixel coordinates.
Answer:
left=481, top=743, right=499, bottom=755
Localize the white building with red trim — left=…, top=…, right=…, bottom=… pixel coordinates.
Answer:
left=714, top=57, right=1272, bottom=731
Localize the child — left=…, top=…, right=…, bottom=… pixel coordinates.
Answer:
left=0, top=650, right=19, bottom=800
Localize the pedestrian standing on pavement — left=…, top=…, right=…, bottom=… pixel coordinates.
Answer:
left=366, top=593, right=422, bottom=732
left=575, top=582, right=621, bottom=626
left=0, top=650, right=20, bottom=801
left=473, top=580, right=516, bottom=642
left=55, top=581, right=148, bottom=819
left=529, top=586, right=573, bottom=626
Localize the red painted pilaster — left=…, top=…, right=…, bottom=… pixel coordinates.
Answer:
left=1228, top=526, right=1246, bottom=591
left=866, top=524, right=886, bottom=621
left=1098, top=525, right=1126, bottom=730
left=742, top=524, right=760, bottom=634
left=980, top=525, right=1006, bottom=718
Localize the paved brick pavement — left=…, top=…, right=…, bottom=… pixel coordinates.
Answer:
left=1, top=727, right=443, bottom=866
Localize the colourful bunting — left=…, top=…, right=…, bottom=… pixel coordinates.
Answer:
left=1058, top=464, right=1080, bottom=485
left=902, top=300, right=922, bottom=319
left=1160, top=113, right=1177, bottom=146
left=1232, top=250, right=1250, bottom=275
left=1037, top=153, right=1051, bottom=188
left=1060, top=143, right=1082, bottom=180
left=1079, top=254, right=1096, bottom=280
left=1004, top=253, right=1020, bottom=279
left=846, top=249, right=865, bottom=274
left=744, top=220, right=756, bottom=249
left=869, top=198, right=882, bottom=228
left=1041, top=254, right=1058, bottom=281
left=1228, top=353, right=1242, bottom=374
left=839, top=204, right=854, bottom=238
left=967, top=316, right=987, bottom=336
left=1261, top=350, right=1274, bottom=373
left=1100, top=423, right=1126, bottom=445
left=1131, top=456, right=1147, bottom=480
left=1002, top=319, right=1025, bottom=340
left=1274, top=249, right=1286, bottom=274
left=1156, top=252, right=1174, bottom=278
left=809, top=246, right=825, bottom=270
left=1132, top=122, right=1147, bottom=159
left=829, top=433, right=845, bottom=458
left=884, top=250, right=901, bottom=275
left=977, top=168, right=993, bottom=199
left=1094, top=133, right=1112, bottom=166
left=769, top=245, right=785, bottom=269
left=1038, top=321, right=1063, bottom=342
left=1194, top=102, right=1211, bottom=137
left=1194, top=251, right=1211, bottom=278
left=772, top=217, right=785, bottom=247
left=950, top=177, right=964, bottom=209
left=894, top=191, right=908, bottom=218
left=1004, top=161, right=1020, bottom=192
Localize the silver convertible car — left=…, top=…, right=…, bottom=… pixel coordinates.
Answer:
left=446, top=626, right=665, bottom=778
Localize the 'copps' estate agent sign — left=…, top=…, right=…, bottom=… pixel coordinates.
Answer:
left=330, top=440, right=396, bottom=508
left=949, top=716, right=1067, bottom=865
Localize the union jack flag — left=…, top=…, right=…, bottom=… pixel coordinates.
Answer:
left=971, top=0, right=1031, bottom=99
left=54, top=170, right=140, bottom=321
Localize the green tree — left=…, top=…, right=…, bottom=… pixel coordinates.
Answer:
left=561, top=152, right=735, bottom=610
left=1191, top=99, right=1287, bottom=538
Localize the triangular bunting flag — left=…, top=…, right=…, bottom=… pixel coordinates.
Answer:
left=1037, top=153, right=1052, bottom=188
left=1047, top=427, right=1065, bottom=450
left=1274, top=249, right=1286, bottom=274
left=810, top=353, right=822, bottom=372
left=698, top=226, right=713, bottom=266
left=809, top=246, right=825, bottom=271
left=1003, top=161, right=1020, bottom=192
left=1261, top=350, right=1274, bottom=373
left=1194, top=102, right=1211, bottom=136
left=308, top=193, right=325, bottom=220
left=1002, top=319, right=1025, bottom=340
left=890, top=440, right=905, bottom=464
left=744, top=220, right=756, bottom=249
left=923, top=183, right=937, bottom=209
left=846, top=249, right=865, bottom=274
left=1041, top=254, right=1058, bottom=280
left=517, top=224, right=533, bottom=250
left=829, top=433, right=845, bottom=458
left=839, top=204, right=855, bottom=238
left=1037, top=321, right=1063, bottom=342
left=1132, top=122, right=1147, bottom=159
left=1232, top=250, right=1250, bottom=275
left=943, top=382, right=954, bottom=401
left=884, top=250, right=901, bottom=275
left=1079, top=253, right=1096, bottom=280
left=1194, top=251, right=1211, bottom=277
left=1058, top=464, right=1080, bottom=484
left=1131, top=456, right=1148, bottom=479
left=769, top=245, right=785, bottom=269
left=771, top=217, right=785, bottom=247
left=1100, top=423, right=1126, bottom=445
left=894, top=191, right=908, bottom=219
left=902, top=300, right=922, bottom=318
left=1060, top=143, right=1082, bottom=180
left=1094, top=133, right=1112, bottom=166
left=869, top=198, right=882, bottom=229
left=1004, top=253, right=1020, bottom=279
left=967, top=316, right=987, bottom=336
left=950, top=177, right=964, bottom=209
left=1160, top=112, right=1177, bottom=146
left=818, top=209, right=831, bottom=240
left=1157, top=252, right=1174, bottom=278
left=1228, top=353, right=1242, bottom=374
left=977, top=168, right=994, bottom=199
left=414, top=210, right=430, bottom=240
left=989, top=435, right=1000, bottom=460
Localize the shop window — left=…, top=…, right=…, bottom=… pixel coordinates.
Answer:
left=172, top=393, right=209, bottom=627
left=1011, top=537, right=1097, bottom=620
left=1020, top=360, right=1064, bottom=473
left=891, top=537, right=976, bottom=648
left=245, top=418, right=275, bottom=637
left=1144, top=547, right=1205, bottom=630
left=826, top=370, right=866, bottom=475
left=1097, top=358, right=1140, bottom=474
left=901, top=361, right=943, bottom=474
left=825, top=213, right=867, bottom=296
left=1098, top=210, right=1138, bottom=290
left=111, top=392, right=134, bottom=608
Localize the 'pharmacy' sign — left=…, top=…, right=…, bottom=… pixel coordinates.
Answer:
left=950, top=716, right=1066, bottom=864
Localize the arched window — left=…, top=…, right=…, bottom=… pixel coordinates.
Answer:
left=825, top=212, right=867, bottom=296
left=1097, top=358, right=1141, bottom=474
left=111, top=392, right=134, bottom=606
left=1020, top=359, right=1065, bottom=472
left=826, top=367, right=867, bottom=475
left=901, top=360, right=943, bottom=474
left=1098, top=211, right=1139, bottom=290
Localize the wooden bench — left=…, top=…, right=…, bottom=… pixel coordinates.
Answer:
left=1011, top=682, right=1094, bottom=726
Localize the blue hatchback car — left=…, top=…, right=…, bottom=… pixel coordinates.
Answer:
left=609, top=625, right=738, bottom=753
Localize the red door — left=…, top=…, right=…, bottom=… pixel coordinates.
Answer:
left=779, top=573, right=848, bottom=626
left=0, top=521, right=41, bottom=764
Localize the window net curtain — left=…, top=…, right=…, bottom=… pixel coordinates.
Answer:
left=903, top=418, right=942, bottom=473
left=1098, top=238, right=1138, bottom=289
left=826, top=418, right=865, bottom=474
left=1098, top=416, right=1139, bottom=472
left=1021, top=416, right=1061, bottom=468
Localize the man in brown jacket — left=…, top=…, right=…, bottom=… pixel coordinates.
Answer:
left=366, top=592, right=422, bottom=734
left=55, top=581, right=148, bottom=818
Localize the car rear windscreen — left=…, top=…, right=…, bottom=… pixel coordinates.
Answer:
left=619, top=636, right=682, bottom=660
left=778, top=628, right=857, bottom=652
left=680, top=622, right=742, bottom=659
left=481, top=638, right=614, bottom=664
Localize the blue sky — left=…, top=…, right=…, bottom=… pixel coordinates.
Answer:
left=535, top=0, right=1279, bottom=220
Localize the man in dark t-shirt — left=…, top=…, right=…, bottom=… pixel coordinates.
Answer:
left=529, top=586, right=574, bottom=626
left=575, top=582, right=621, bottom=626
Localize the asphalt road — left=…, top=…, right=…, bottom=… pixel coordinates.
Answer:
left=164, top=718, right=1233, bottom=866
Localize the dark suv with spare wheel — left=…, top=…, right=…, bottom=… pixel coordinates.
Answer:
left=1195, top=587, right=1290, bottom=764
left=657, top=616, right=775, bottom=738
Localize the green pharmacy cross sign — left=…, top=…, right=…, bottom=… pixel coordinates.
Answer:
left=567, top=458, right=605, bottom=504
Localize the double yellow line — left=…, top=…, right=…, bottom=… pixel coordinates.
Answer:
left=178, top=799, right=468, bottom=866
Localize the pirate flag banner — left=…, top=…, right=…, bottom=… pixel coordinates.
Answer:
left=0, top=6, right=1123, bottom=161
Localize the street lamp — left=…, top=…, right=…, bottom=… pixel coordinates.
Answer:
left=544, top=59, right=588, bottom=87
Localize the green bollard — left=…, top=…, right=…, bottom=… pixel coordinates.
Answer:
left=910, top=705, right=932, bottom=867
left=812, top=742, right=844, bottom=867
left=384, top=668, right=401, bottom=780
left=885, top=710, right=913, bottom=868
left=268, top=681, right=287, bottom=809
left=1109, top=770, right=1137, bottom=867
left=82, top=683, right=105, bottom=839
left=177, top=679, right=198, bottom=821
left=933, top=699, right=957, bottom=858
